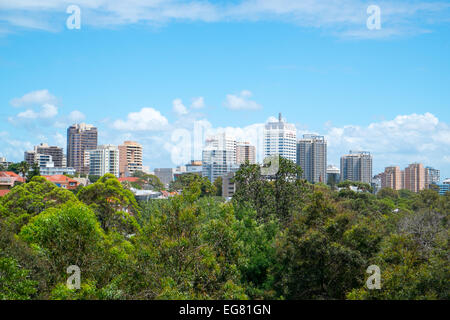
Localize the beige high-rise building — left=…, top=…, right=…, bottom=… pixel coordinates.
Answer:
left=381, top=166, right=403, bottom=190
left=236, top=142, right=256, bottom=165
left=118, top=141, right=143, bottom=177
left=404, top=163, right=425, bottom=193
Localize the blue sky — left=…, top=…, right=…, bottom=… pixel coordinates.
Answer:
left=1, top=0, right=450, bottom=179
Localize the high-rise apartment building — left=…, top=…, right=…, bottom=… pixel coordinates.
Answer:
left=296, top=134, right=327, bottom=183
left=380, top=166, right=403, bottom=190
left=24, top=143, right=64, bottom=168
left=118, top=141, right=143, bottom=177
left=236, top=142, right=256, bottom=165
left=67, top=123, right=98, bottom=174
left=404, top=163, right=425, bottom=193
left=340, top=151, right=373, bottom=184
left=86, top=145, right=119, bottom=177
left=263, top=113, right=297, bottom=163
left=425, top=166, right=440, bottom=188
left=202, top=134, right=238, bottom=183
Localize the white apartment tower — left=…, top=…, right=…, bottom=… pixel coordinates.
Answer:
left=87, top=145, right=120, bottom=177
left=202, top=134, right=238, bottom=183
left=263, top=113, right=297, bottom=163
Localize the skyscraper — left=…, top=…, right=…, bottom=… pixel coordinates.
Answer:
left=404, top=163, right=425, bottom=193
left=118, top=141, right=143, bottom=177
left=296, top=134, right=327, bottom=183
left=380, top=166, right=403, bottom=190
left=86, top=145, right=119, bottom=177
left=67, top=123, right=98, bottom=174
left=202, top=134, right=238, bottom=183
left=263, top=113, right=297, bottom=163
left=340, top=151, right=373, bottom=184
left=236, top=142, right=256, bottom=165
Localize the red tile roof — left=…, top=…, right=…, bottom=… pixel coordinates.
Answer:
left=43, top=175, right=79, bottom=189
left=0, top=171, right=25, bottom=183
left=118, top=177, right=141, bottom=183
left=0, top=171, right=20, bottom=178
left=43, top=175, right=76, bottom=183
left=0, top=189, right=11, bottom=197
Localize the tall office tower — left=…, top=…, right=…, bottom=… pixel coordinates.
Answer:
left=404, top=163, right=425, bottom=193
left=425, top=166, right=440, bottom=188
left=296, top=134, right=327, bottom=183
left=86, top=145, right=119, bottom=177
left=263, top=113, right=297, bottom=163
left=202, top=134, right=238, bottom=183
left=236, top=142, right=256, bottom=165
left=380, top=166, right=403, bottom=190
left=118, top=141, right=143, bottom=177
left=67, top=123, right=98, bottom=174
left=24, top=143, right=64, bottom=168
left=340, top=151, right=373, bottom=184
left=326, top=165, right=340, bottom=186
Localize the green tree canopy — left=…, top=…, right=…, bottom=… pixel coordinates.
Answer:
left=77, top=174, right=140, bottom=234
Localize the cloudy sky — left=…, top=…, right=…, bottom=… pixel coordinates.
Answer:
left=1, top=0, right=450, bottom=178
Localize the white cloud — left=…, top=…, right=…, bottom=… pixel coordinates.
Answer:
left=172, top=98, right=188, bottom=116
left=0, top=131, right=34, bottom=160
left=324, top=112, right=450, bottom=174
left=224, top=90, right=262, bottom=110
left=0, top=0, right=449, bottom=38
left=10, top=89, right=57, bottom=107
left=69, top=110, right=86, bottom=122
left=113, top=107, right=169, bottom=131
left=54, top=132, right=65, bottom=146
left=191, top=97, right=205, bottom=109
left=11, top=103, right=58, bottom=122
left=40, top=103, right=58, bottom=118
left=16, top=109, right=38, bottom=119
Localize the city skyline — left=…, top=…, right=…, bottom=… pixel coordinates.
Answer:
left=1, top=1, right=449, bottom=178
left=1, top=113, right=449, bottom=182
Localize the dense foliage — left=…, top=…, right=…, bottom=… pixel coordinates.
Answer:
left=0, top=158, right=448, bottom=300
